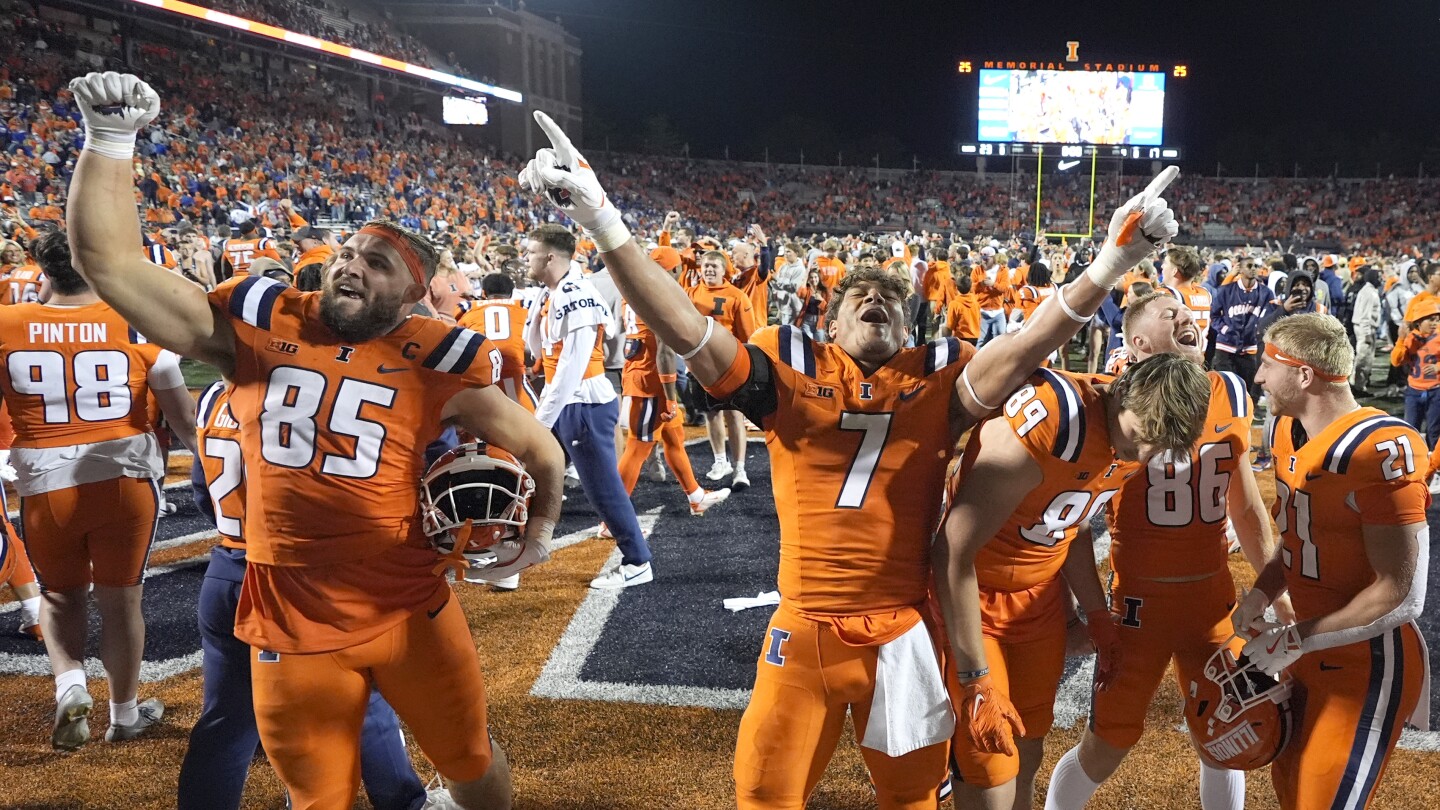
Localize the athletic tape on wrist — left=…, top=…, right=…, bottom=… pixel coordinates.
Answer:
left=82, top=135, right=136, bottom=161
left=588, top=220, right=632, bottom=253
left=678, top=317, right=715, bottom=361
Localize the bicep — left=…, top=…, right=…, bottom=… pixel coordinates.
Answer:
left=944, top=420, right=1041, bottom=555
left=1361, top=520, right=1424, bottom=587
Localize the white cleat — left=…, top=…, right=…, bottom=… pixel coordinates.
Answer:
left=689, top=488, right=731, bottom=516
left=590, top=561, right=653, bottom=589
left=52, top=685, right=93, bottom=751
left=104, top=698, right=165, bottom=742
left=1429, top=473, right=1440, bottom=496
left=489, top=574, right=521, bottom=591
left=705, top=459, right=733, bottom=481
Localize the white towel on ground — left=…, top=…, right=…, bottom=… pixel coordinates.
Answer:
left=860, top=619, right=955, bottom=757
left=723, top=590, right=781, bottom=613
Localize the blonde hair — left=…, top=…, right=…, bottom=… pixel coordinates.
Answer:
left=1263, top=312, right=1354, bottom=381
left=1109, top=352, right=1212, bottom=456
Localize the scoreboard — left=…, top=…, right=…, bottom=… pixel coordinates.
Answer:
left=956, top=44, right=1186, bottom=161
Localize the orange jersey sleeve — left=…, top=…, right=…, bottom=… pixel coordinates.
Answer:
left=0, top=301, right=170, bottom=449
left=1272, top=410, right=1429, bottom=621
left=970, top=370, right=1124, bottom=592
left=1107, top=370, right=1252, bottom=579
left=740, top=326, right=972, bottom=615
left=195, top=381, right=245, bottom=548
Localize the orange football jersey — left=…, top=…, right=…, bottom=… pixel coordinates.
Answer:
left=223, top=236, right=282, bottom=277
left=620, top=300, right=665, bottom=399
left=967, top=370, right=1124, bottom=592
left=1164, top=281, right=1212, bottom=335
left=0, top=301, right=173, bottom=449
left=1107, top=370, right=1251, bottom=580
left=196, top=380, right=245, bottom=549
left=209, top=275, right=501, bottom=653
left=1270, top=409, right=1429, bottom=620
left=0, top=265, right=44, bottom=305
left=709, top=326, right=974, bottom=615
left=689, top=280, right=757, bottom=342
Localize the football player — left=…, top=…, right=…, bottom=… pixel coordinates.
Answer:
left=67, top=72, right=565, bottom=810
left=1235, top=313, right=1428, bottom=810
left=178, top=380, right=437, bottom=810
left=939, top=353, right=1211, bottom=810
left=688, top=250, right=757, bottom=488
left=459, top=272, right=536, bottom=413
left=0, top=230, right=198, bottom=750
left=1045, top=292, right=1289, bottom=810
left=519, top=110, right=1179, bottom=810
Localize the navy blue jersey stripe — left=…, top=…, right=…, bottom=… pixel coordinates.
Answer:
left=448, top=331, right=483, bottom=375
left=778, top=325, right=794, bottom=369
left=253, top=282, right=283, bottom=331
left=1326, top=417, right=1414, bottom=474
left=424, top=327, right=465, bottom=370
left=228, top=276, right=260, bottom=321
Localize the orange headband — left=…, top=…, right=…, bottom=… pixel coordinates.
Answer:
left=357, top=225, right=426, bottom=287
left=1264, top=343, right=1348, bottom=382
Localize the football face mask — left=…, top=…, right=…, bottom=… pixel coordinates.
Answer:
left=420, top=442, right=535, bottom=567
left=1185, top=639, right=1294, bottom=771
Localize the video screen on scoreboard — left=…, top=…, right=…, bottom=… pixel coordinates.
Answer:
left=442, top=96, right=489, bottom=125
left=977, top=69, right=1165, bottom=146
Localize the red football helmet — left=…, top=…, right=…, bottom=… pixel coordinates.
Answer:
left=420, top=442, right=534, bottom=566
left=1184, top=640, right=1294, bottom=771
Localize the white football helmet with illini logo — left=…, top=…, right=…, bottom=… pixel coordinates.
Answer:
left=421, top=442, right=535, bottom=577
left=1185, top=639, right=1294, bottom=771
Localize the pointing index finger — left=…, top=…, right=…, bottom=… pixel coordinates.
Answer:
left=1138, top=165, right=1180, bottom=208
left=533, top=111, right=576, bottom=166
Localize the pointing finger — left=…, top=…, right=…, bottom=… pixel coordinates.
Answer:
left=1138, top=165, right=1180, bottom=208
left=533, top=111, right=576, bottom=166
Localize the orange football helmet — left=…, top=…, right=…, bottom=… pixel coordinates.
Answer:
left=1184, top=641, right=1294, bottom=771
left=420, top=442, right=534, bottom=566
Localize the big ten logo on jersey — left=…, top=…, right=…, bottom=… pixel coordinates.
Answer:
left=266, top=338, right=299, bottom=355
left=803, top=382, right=835, bottom=399
left=1004, top=383, right=1047, bottom=437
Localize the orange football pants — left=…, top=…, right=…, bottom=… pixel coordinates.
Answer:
left=734, top=602, right=948, bottom=810
left=1091, top=568, right=1238, bottom=748
left=22, top=476, right=160, bottom=592
left=1271, top=622, right=1425, bottom=810
left=947, top=578, right=1067, bottom=788
left=249, top=590, right=493, bottom=810
left=618, top=396, right=700, bottom=496
left=3, top=518, right=33, bottom=587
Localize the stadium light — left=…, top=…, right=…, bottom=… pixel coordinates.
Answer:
left=124, top=0, right=524, bottom=103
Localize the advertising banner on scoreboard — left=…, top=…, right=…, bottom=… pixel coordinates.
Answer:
left=978, top=69, right=1165, bottom=146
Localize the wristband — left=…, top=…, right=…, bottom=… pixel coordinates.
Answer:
left=658, top=373, right=678, bottom=383
left=82, top=132, right=138, bottom=161
left=587, top=220, right=632, bottom=253
left=956, top=667, right=990, bottom=681
left=1055, top=287, right=1089, bottom=323
left=678, top=317, right=715, bottom=361
left=960, top=365, right=1002, bottom=412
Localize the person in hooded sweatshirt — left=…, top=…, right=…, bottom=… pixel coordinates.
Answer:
left=1350, top=266, right=1383, bottom=396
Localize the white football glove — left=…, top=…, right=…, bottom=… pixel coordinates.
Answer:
left=1087, top=165, right=1181, bottom=290
left=1231, top=586, right=1272, bottom=639
left=518, top=112, right=630, bottom=251
left=1242, top=622, right=1304, bottom=677
left=68, top=72, right=160, bottom=161
left=462, top=520, right=553, bottom=584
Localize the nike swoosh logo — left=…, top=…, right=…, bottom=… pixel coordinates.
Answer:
left=426, top=596, right=449, bottom=619
left=624, top=567, right=648, bottom=581
left=899, top=384, right=927, bottom=402
left=1266, top=637, right=1285, bottom=655
left=1213, top=423, right=1229, bottom=434
left=1319, top=662, right=1342, bottom=671
left=378, top=365, right=409, bottom=374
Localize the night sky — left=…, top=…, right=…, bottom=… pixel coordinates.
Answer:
left=529, top=0, right=1439, bottom=174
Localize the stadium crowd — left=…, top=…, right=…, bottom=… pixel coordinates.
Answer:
left=188, top=0, right=435, bottom=66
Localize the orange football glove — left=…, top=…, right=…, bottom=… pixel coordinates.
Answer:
left=958, top=673, right=1026, bottom=756
left=1086, top=609, right=1123, bottom=692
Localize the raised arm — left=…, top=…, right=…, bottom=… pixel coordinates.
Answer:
left=956, top=169, right=1180, bottom=422
left=519, top=114, right=739, bottom=386
left=66, top=72, right=234, bottom=373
